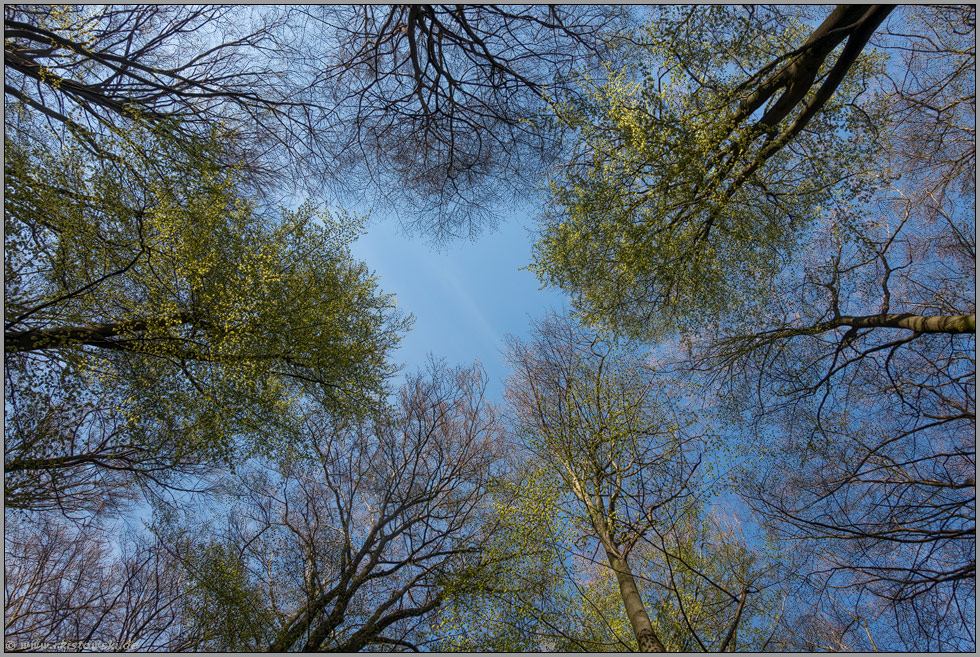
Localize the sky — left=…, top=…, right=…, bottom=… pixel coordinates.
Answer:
left=350, top=209, right=569, bottom=403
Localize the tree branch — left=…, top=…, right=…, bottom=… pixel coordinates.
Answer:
left=5, top=313, right=197, bottom=353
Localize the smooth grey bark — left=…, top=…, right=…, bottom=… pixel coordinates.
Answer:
left=605, top=550, right=666, bottom=652
left=583, top=489, right=667, bottom=652
left=839, top=312, right=975, bottom=334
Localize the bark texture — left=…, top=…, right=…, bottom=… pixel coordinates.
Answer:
left=606, top=550, right=665, bottom=652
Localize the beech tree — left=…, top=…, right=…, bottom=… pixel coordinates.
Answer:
left=4, top=117, right=407, bottom=514
left=689, top=7, right=975, bottom=650
left=161, top=361, right=504, bottom=652
left=494, top=314, right=775, bottom=652
left=436, top=470, right=783, bottom=653
left=706, top=194, right=975, bottom=650
left=3, top=515, right=190, bottom=652
left=531, top=3, right=973, bottom=344
left=532, top=4, right=899, bottom=337
left=432, top=458, right=641, bottom=652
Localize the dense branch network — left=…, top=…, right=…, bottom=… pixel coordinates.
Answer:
left=4, top=4, right=626, bottom=238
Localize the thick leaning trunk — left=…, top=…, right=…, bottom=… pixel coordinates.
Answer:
left=751, top=5, right=894, bottom=130
left=605, top=550, right=665, bottom=652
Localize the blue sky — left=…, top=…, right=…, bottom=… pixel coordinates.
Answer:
left=350, top=210, right=569, bottom=402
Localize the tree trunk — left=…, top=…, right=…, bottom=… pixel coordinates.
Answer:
left=751, top=5, right=894, bottom=130
left=605, top=550, right=665, bottom=652
left=841, top=312, right=975, bottom=334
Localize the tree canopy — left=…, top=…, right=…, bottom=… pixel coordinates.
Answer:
left=532, top=5, right=901, bottom=338
left=489, top=314, right=779, bottom=652
left=158, top=361, right=504, bottom=652
left=4, top=112, right=407, bottom=513
left=3, top=3, right=975, bottom=653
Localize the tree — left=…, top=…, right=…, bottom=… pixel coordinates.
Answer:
left=4, top=4, right=629, bottom=239
left=4, top=117, right=407, bottom=514
left=4, top=514, right=190, bottom=652
left=160, top=360, right=504, bottom=652
left=501, top=314, right=774, bottom=652
left=532, top=5, right=901, bottom=338
left=703, top=218, right=976, bottom=650
left=2, top=5, right=297, bottom=187
left=436, top=466, right=785, bottom=653
left=276, top=5, right=630, bottom=239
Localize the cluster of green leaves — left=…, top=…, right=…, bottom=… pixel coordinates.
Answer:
left=431, top=463, right=636, bottom=652
left=4, top=112, right=408, bottom=490
left=532, top=6, right=889, bottom=339
left=642, top=505, right=783, bottom=652
left=177, top=541, right=274, bottom=651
